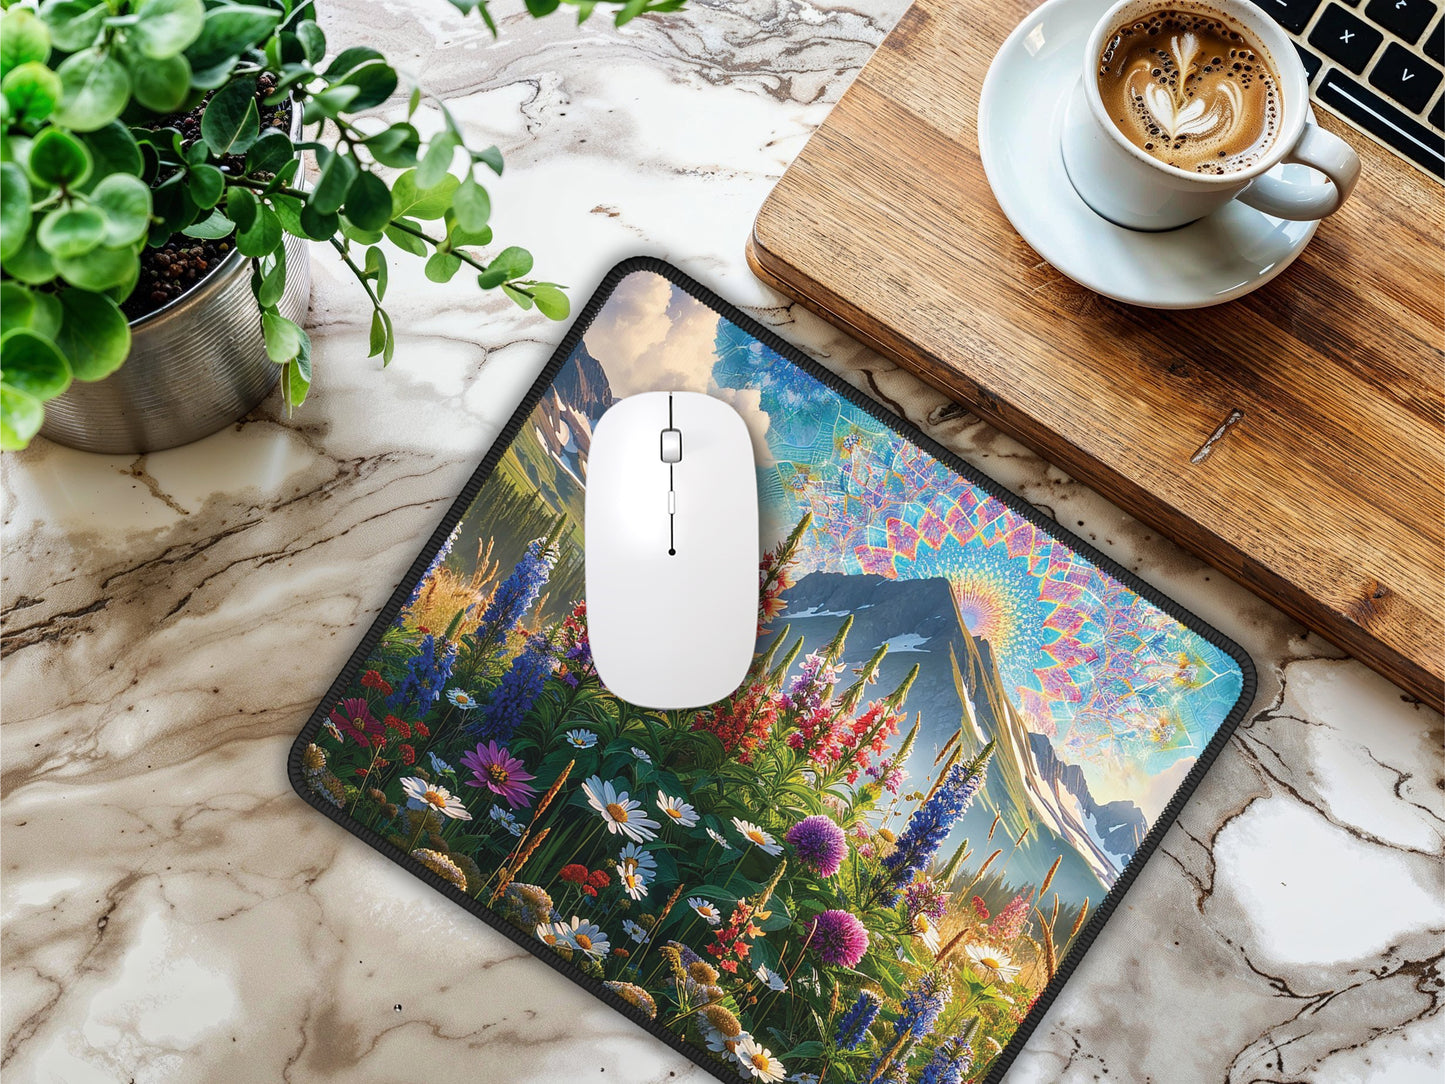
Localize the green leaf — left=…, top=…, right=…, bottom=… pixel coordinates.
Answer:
left=54, top=47, right=130, bottom=131
left=615, top=0, right=649, bottom=25
left=0, top=328, right=72, bottom=400
left=39, top=1, right=107, bottom=53
left=38, top=204, right=105, bottom=258
left=0, top=383, right=44, bottom=450
left=337, top=60, right=397, bottom=111
left=54, top=242, right=138, bottom=291
left=446, top=215, right=491, bottom=247
left=89, top=172, right=153, bottom=245
left=44, top=275, right=118, bottom=363
left=472, top=144, right=504, bottom=175
left=3, top=227, right=55, bottom=284
left=365, top=123, right=419, bottom=168
left=185, top=162, right=224, bottom=210
left=406, top=85, right=420, bottom=118
left=477, top=244, right=532, bottom=288
left=226, top=185, right=257, bottom=231
left=236, top=203, right=281, bottom=256
left=0, top=161, right=31, bottom=262
left=261, top=310, right=302, bottom=363
left=279, top=322, right=312, bottom=409
left=130, top=0, right=205, bottom=60
left=128, top=50, right=190, bottom=113
left=416, top=130, right=457, bottom=189
left=1, top=9, right=51, bottom=79
left=500, top=281, right=533, bottom=309
left=343, top=169, right=391, bottom=232
left=779, top=1041, right=825, bottom=1060
left=297, top=201, right=336, bottom=240
left=82, top=122, right=142, bottom=182
left=525, top=0, right=561, bottom=13
left=0, top=283, right=62, bottom=339
left=27, top=126, right=91, bottom=187
left=368, top=307, right=386, bottom=357
left=245, top=128, right=293, bottom=174
left=202, top=77, right=260, bottom=157
left=530, top=283, right=569, bottom=320
left=255, top=247, right=286, bottom=306
left=270, top=191, right=305, bottom=236
left=310, top=147, right=357, bottom=215
left=301, top=82, right=359, bottom=123
left=424, top=250, right=461, bottom=283
left=383, top=219, right=425, bottom=256
left=184, top=5, right=280, bottom=73
left=296, top=20, right=325, bottom=64
left=453, top=174, right=490, bottom=233
left=389, top=169, right=457, bottom=220
left=2, top=62, right=62, bottom=123
left=364, top=244, right=387, bottom=301
left=181, top=206, right=232, bottom=238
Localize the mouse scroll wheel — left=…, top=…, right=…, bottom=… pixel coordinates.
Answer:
left=660, top=428, right=682, bottom=463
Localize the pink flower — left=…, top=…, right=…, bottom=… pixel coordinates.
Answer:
left=460, top=741, right=537, bottom=809
left=785, top=815, right=848, bottom=878
left=329, top=698, right=384, bottom=747
left=805, top=908, right=869, bottom=968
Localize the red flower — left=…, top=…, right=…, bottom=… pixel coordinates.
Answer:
left=384, top=715, right=412, bottom=738
left=584, top=886, right=598, bottom=897
left=692, top=683, right=778, bottom=764
left=400, top=744, right=416, bottom=766
left=587, top=869, right=611, bottom=890
left=972, top=896, right=990, bottom=922
left=414, top=720, right=430, bottom=738
left=719, top=959, right=738, bottom=974
left=559, top=864, right=589, bottom=885
left=361, top=670, right=394, bottom=696
left=417, top=626, right=431, bottom=634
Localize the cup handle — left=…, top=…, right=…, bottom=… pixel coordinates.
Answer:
left=1236, top=123, right=1361, bottom=220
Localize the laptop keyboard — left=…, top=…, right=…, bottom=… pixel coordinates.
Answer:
left=1259, top=0, right=1445, bottom=179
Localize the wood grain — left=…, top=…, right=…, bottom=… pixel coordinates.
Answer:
left=749, top=0, right=1445, bottom=711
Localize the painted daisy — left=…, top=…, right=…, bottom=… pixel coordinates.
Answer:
left=656, top=791, right=699, bottom=828
left=689, top=897, right=723, bottom=925
left=732, top=817, right=783, bottom=856
left=581, top=776, right=660, bottom=843
left=399, top=777, right=472, bottom=820
left=734, top=1035, right=787, bottom=1082
left=427, top=751, right=453, bottom=775
left=621, top=918, right=650, bottom=943
left=490, top=806, right=524, bottom=837
left=965, top=943, right=1021, bottom=985
left=754, top=965, right=787, bottom=992
left=631, top=747, right=652, bottom=763
left=446, top=688, right=480, bottom=710
left=617, top=842, right=658, bottom=877
left=535, top=921, right=571, bottom=948
left=565, top=728, right=598, bottom=749
left=616, top=861, right=650, bottom=900
left=561, top=916, right=610, bottom=958
left=706, top=827, right=733, bottom=850
left=459, top=741, right=537, bottom=809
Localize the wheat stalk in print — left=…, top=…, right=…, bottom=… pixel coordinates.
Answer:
left=489, top=827, right=551, bottom=904
left=1038, top=854, right=1062, bottom=901
left=1033, top=906, right=1057, bottom=981
left=532, top=759, right=574, bottom=821
left=1068, top=899, right=1091, bottom=940
left=987, top=812, right=1001, bottom=841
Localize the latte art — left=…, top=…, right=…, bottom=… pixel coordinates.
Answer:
left=1097, top=8, right=1281, bottom=173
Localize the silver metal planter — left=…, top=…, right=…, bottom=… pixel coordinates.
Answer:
left=38, top=231, right=311, bottom=454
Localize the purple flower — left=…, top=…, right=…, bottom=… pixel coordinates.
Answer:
left=475, top=539, right=554, bottom=645
left=805, top=909, right=869, bottom=968
left=894, top=970, right=950, bottom=1041
left=918, top=1038, right=973, bottom=1084
left=904, top=878, right=948, bottom=926
left=866, top=757, right=906, bottom=794
left=329, top=697, right=384, bottom=747
left=781, top=651, right=842, bottom=714
left=460, top=741, right=537, bottom=809
left=785, top=815, right=847, bottom=878
left=386, top=634, right=457, bottom=715
left=468, top=634, right=553, bottom=743
left=879, top=744, right=992, bottom=904
left=835, top=990, right=881, bottom=1051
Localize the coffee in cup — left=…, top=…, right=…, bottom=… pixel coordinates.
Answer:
left=1095, top=6, right=1281, bottom=174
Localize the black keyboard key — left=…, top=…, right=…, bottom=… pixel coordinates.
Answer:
left=1425, top=19, right=1443, bottom=63
left=1369, top=42, right=1443, bottom=110
left=1363, top=0, right=1437, bottom=42
left=1310, top=4, right=1385, bottom=71
left=1318, top=68, right=1444, bottom=175
left=1260, top=0, right=1324, bottom=32
left=1296, top=43, right=1325, bottom=82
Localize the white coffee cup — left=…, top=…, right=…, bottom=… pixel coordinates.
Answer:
left=1061, top=0, right=1361, bottom=231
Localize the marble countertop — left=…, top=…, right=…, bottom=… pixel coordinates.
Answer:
left=3, top=1, right=1442, bottom=1081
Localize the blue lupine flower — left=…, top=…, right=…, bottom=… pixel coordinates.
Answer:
left=468, top=634, right=553, bottom=743
left=894, top=970, right=950, bottom=1042
left=918, top=1038, right=973, bottom=1084
left=878, top=745, right=992, bottom=904
left=386, top=633, right=457, bottom=715
left=835, top=990, right=882, bottom=1051
left=475, top=539, right=554, bottom=642
left=402, top=523, right=461, bottom=611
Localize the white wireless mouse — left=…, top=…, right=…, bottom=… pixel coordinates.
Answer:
left=584, top=390, right=759, bottom=710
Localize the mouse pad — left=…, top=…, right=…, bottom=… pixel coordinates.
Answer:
left=290, top=257, right=1254, bottom=1084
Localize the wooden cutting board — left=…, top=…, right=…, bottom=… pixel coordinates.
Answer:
left=748, top=0, right=1445, bottom=711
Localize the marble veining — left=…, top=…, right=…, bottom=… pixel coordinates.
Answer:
left=2, top=2, right=1441, bottom=1082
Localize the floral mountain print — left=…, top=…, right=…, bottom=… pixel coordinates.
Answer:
left=294, top=265, right=1250, bottom=1084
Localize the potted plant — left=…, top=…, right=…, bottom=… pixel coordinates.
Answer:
left=0, top=0, right=683, bottom=453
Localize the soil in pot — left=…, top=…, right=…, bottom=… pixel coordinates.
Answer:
left=121, top=74, right=291, bottom=322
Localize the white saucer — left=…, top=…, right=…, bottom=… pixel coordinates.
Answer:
left=978, top=0, right=1323, bottom=308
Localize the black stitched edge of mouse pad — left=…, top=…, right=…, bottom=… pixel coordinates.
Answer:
left=290, top=257, right=1255, bottom=1084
